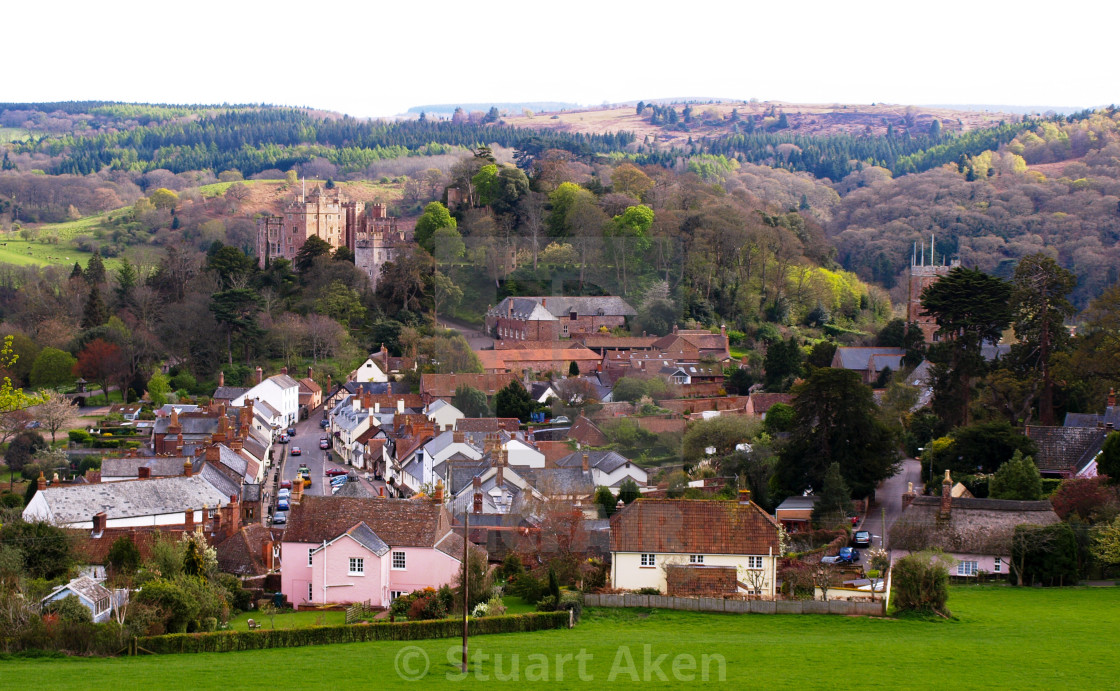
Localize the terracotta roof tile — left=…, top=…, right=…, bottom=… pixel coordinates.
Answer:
left=610, top=499, right=780, bottom=555
left=283, top=496, right=451, bottom=548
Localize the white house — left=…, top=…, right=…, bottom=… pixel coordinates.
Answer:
left=609, top=495, right=781, bottom=598
left=41, top=576, right=115, bottom=623
left=233, top=374, right=301, bottom=428
left=504, top=438, right=546, bottom=469
left=329, top=396, right=379, bottom=466
left=426, top=400, right=464, bottom=433
left=352, top=355, right=389, bottom=383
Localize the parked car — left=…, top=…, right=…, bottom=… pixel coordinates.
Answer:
left=277, top=488, right=291, bottom=500
left=852, top=530, right=872, bottom=548
left=325, top=468, right=348, bottom=477
left=277, top=498, right=290, bottom=511
left=319, top=438, right=330, bottom=450
left=319, top=418, right=329, bottom=428
left=278, top=433, right=289, bottom=444
left=821, top=548, right=861, bottom=565
left=279, top=480, right=292, bottom=490
left=331, top=476, right=348, bottom=488
left=271, top=510, right=288, bottom=525
left=291, top=446, right=302, bottom=456
left=25, top=420, right=41, bottom=429
left=287, top=427, right=296, bottom=437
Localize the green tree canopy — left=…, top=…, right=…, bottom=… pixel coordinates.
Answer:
left=293, top=236, right=333, bottom=273
left=29, top=347, right=77, bottom=391
left=0, top=520, right=72, bottom=579
left=414, top=201, right=456, bottom=253
left=989, top=450, right=1044, bottom=500
left=811, top=462, right=852, bottom=529
left=776, top=367, right=899, bottom=498
left=682, top=415, right=760, bottom=462
left=452, top=385, right=489, bottom=418
left=1011, top=254, right=1076, bottom=425
left=494, top=381, right=532, bottom=422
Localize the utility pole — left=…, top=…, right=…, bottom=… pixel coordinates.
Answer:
left=461, top=509, right=469, bottom=674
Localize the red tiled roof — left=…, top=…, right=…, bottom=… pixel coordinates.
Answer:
left=283, top=496, right=452, bottom=548
left=567, top=416, right=608, bottom=447
left=610, top=499, right=780, bottom=555
left=455, top=418, right=521, bottom=433
left=534, top=441, right=576, bottom=465
left=420, top=373, right=518, bottom=398
left=750, top=393, right=794, bottom=414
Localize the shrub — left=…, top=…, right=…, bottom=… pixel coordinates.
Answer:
left=508, top=573, right=545, bottom=604
left=892, top=550, right=951, bottom=615
left=67, top=430, right=92, bottom=444
left=137, top=612, right=571, bottom=654
left=535, top=595, right=557, bottom=612
left=46, top=595, right=92, bottom=624
left=558, top=592, right=583, bottom=623
left=1011, top=522, right=1080, bottom=587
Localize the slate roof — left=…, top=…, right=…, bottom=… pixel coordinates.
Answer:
left=310, top=521, right=391, bottom=557
left=213, top=386, right=249, bottom=401
left=101, top=457, right=193, bottom=479
left=339, top=381, right=412, bottom=396
left=1025, top=425, right=1108, bottom=474
left=832, top=347, right=906, bottom=371
left=29, top=474, right=232, bottom=525
left=555, top=450, right=634, bottom=474
left=517, top=467, right=594, bottom=496
left=611, top=499, right=780, bottom=555
left=1064, top=406, right=1120, bottom=429
left=420, top=373, right=518, bottom=399
left=283, top=496, right=452, bottom=549
left=890, top=495, right=1060, bottom=555
left=334, top=481, right=376, bottom=498
left=490, top=296, right=637, bottom=319
left=153, top=414, right=222, bottom=435
left=268, top=374, right=300, bottom=390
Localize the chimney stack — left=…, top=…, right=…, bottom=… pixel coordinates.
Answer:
left=219, top=371, right=225, bottom=388
left=281, top=366, right=288, bottom=376
left=256, top=366, right=263, bottom=384
left=473, top=476, right=483, bottom=514
left=433, top=480, right=444, bottom=503
left=37, top=470, right=47, bottom=491
left=183, top=458, right=193, bottom=477
left=206, top=445, right=220, bottom=463
left=185, top=507, right=195, bottom=529
left=308, top=366, right=313, bottom=380
left=496, top=463, right=504, bottom=489
left=326, top=374, right=332, bottom=393
left=940, top=470, right=952, bottom=518
left=582, top=452, right=590, bottom=472
left=453, top=429, right=465, bottom=444
left=1109, top=388, right=1116, bottom=409
left=92, top=511, right=107, bottom=535
left=738, top=488, right=751, bottom=504
left=397, top=398, right=405, bottom=414
left=138, top=465, right=151, bottom=479
left=375, top=402, right=380, bottom=414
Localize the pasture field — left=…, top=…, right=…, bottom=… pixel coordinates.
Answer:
left=5, top=586, right=1119, bottom=689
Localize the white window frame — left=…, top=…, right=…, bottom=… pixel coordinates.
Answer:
left=689, top=554, right=704, bottom=564
left=746, top=556, right=764, bottom=570
left=307, top=583, right=313, bottom=601
left=308, top=548, right=314, bottom=567
left=392, top=551, right=406, bottom=570
left=349, top=557, right=364, bottom=576
left=640, top=553, right=656, bottom=568
left=993, top=557, right=1002, bottom=573
left=957, top=560, right=978, bottom=576
left=390, top=590, right=408, bottom=601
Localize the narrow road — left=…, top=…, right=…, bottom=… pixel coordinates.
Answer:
left=862, top=458, right=923, bottom=551
left=438, top=317, right=494, bottom=350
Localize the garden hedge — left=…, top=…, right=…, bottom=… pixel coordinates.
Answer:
left=137, top=611, right=569, bottom=654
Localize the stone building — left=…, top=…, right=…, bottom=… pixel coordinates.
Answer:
left=257, top=189, right=411, bottom=286
left=906, top=239, right=959, bottom=344
left=485, top=296, right=637, bottom=341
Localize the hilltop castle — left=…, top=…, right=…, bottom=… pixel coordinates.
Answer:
left=256, top=185, right=411, bottom=287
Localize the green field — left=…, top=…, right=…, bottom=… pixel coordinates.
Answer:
left=227, top=609, right=347, bottom=631
left=4, top=587, right=1119, bottom=689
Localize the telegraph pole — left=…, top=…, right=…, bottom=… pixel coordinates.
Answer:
left=461, top=509, right=469, bottom=674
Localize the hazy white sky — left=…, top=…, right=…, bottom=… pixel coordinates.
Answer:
left=8, top=0, right=1118, bottom=117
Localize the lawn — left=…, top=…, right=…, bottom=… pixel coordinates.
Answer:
left=5, top=586, right=1120, bottom=688
left=227, top=609, right=347, bottom=631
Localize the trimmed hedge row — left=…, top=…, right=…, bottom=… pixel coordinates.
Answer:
left=137, top=611, right=570, bottom=654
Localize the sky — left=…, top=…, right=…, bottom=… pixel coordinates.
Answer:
left=7, top=0, right=1119, bottom=117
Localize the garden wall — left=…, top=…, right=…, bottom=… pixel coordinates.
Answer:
left=584, top=594, right=884, bottom=616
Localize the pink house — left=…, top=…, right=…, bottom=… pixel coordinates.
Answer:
left=281, top=496, right=467, bottom=609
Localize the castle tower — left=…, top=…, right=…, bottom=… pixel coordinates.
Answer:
left=907, top=236, right=959, bottom=345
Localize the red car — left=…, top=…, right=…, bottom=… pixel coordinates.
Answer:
left=325, top=468, right=348, bottom=477
left=319, top=438, right=330, bottom=450
left=291, top=447, right=302, bottom=456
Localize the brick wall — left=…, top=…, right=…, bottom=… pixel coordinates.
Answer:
left=666, top=565, right=737, bottom=597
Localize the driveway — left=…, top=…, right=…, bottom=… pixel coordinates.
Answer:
left=862, top=458, right=923, bottom=551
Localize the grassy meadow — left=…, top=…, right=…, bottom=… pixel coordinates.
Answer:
left=4, top=586, right=1118, bottom=689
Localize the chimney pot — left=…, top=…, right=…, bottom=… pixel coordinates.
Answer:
left=184, top=458, right=193, bottom=477
left=92, top=511, right=107, bottom=535
left=219, top=371, right=225, bottom=388
left=433, top=480, right=444, bottom=503
left=473, top=491, right=483, bottom=514
left=308, top=366, right=313, bottom=380
left=256, top=367, right=263, bottom=384
left=738, top=488, right=751, bottom=504
left=138, top=465, right=151, bottom=479
left=1110, top=388, right=1117, bottom=409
